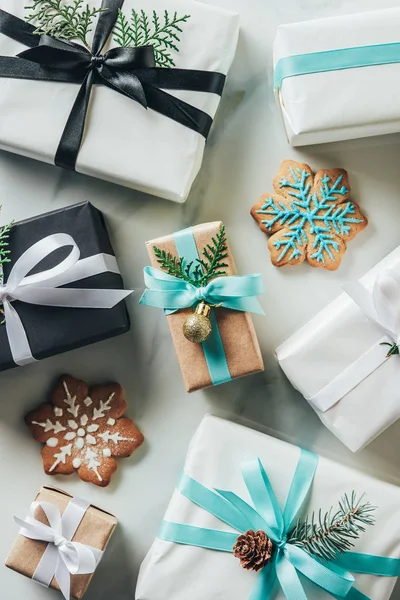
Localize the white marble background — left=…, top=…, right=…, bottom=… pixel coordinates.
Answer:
left=1, top=0, right=400, bottom=598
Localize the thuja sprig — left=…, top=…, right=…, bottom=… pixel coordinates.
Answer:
left=153, top=226, right=229, bottom=288
left=113, top=9, right=190, bottom=67
left=288, top=492, right=376, bottom=562
left=0, top=218, right=14, bottom=324
left=380, top=341, right=399, bottom=358
left=25, top=0, right=107, bottom=51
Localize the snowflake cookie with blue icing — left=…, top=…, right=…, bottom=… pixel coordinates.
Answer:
left=251, top=160, right=367, bottom=270
left=25, top=375, right=144, bottom=487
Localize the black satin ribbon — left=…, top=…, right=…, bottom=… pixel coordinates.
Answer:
left=0, top=0, right=226, bottom=171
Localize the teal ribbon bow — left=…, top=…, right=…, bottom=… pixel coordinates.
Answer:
left=158, top=450, right=400, bottom=599
left=140, top=267, right=265, bottom=316
left=274, top=42, right=400, bottom=90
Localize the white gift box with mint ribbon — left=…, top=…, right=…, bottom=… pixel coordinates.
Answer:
left=276, top=245, right=400, bottom=452
left=136, top=415, right=400, bottom=600
left=274, top=8, right=400, bottom=146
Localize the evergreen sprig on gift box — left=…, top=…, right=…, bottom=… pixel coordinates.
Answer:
left=25, top=1, right=190, bottom=67
left=153, top=225, right=229, bottom=288
left=288, top=492, right=376, bottom=562
left=0, top=218, right=14, bottom=323
left=113, top=9, right=190, bottom=67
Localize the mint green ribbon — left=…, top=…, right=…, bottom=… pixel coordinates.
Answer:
left=140, top=267, right=265, bottom=316
left=274, top=42, right=400, bottom=90
left=158, top=450, right=400, bottom=599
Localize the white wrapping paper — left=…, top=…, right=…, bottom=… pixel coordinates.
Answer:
left=276, top=246, right=400, bottom=453
left=0, top=0, right=239, bottom=202
left=136, top=415, right=400, bottom=600
left=274, top=8, right=400, bottom=147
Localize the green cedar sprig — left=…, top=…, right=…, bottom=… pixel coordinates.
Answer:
left=288, top=492, right=376, bottom=562
left=153, top=226, right=228, bottom=288
left=25, top=0, right=107, bottom=51
left=0, top=218, right=14, bottom=324
left=113, top=9, right=190, bottom=67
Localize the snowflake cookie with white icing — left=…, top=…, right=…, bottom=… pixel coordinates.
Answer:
left=25, top=375, right=144, bottom=487
left=251, top=160, right=367, bottom=270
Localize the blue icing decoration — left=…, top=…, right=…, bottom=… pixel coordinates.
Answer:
left=256, top=166, right=362, bottom=264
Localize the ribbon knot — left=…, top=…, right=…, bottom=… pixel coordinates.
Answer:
left=90, top=54, right=105, bottom=67
left=53, top=534, right=68, bottom=549
left=195, top=287, right=207, bottom=302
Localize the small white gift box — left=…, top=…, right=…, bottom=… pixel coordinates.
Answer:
left=0, top=0, right=239, bottom=202
left=276, top=245, right=400, bottom=452
left=274, top=8, right=400, bottom=146
left=136, top=415, right=400, bottom=600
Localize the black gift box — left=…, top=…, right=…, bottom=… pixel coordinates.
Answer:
left=0, top=201, right=130, bottom=371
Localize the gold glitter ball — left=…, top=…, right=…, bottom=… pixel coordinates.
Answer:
left=183, top=302, right=213, bottom=344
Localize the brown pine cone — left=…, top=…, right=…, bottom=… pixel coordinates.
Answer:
left=233, top=530, right=273, bottom=572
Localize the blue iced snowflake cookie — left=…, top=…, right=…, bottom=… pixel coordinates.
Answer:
left=250, top=160, right=367, bottom=270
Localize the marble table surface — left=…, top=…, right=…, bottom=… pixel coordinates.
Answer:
left=1, top=0, right=400, bottom=598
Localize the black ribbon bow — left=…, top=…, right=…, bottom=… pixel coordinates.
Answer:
left=0, top=0, right=226, bottom=171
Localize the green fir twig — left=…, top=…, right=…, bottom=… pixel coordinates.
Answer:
left=380, top=341, right=399, bottom=358
left=25, top=0, right=107, bottom=51
left=153, top=226, right=228, bottom=288
left=0, top=217, right=14, bottom=325
left=288, top=492, right=376, bottom=563
left=113, top=9, right=190, bottom=67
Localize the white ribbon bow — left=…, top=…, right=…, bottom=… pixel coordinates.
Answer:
left=0, top=232, right=132, bottom=366
left=15, top=498, right=103, bottom=600
left=308, top=269, right=400, bottom=412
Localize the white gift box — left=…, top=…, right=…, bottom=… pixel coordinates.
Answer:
left=136, top=415, right=400, bottom=600
left=274, top=8, right=400, bottom=147
left=276, top=246, right=400, bottom=452
left=0, top=0, right=239, bottom=202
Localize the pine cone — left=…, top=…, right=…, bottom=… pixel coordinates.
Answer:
left=233, top=530, right=273, bottom=572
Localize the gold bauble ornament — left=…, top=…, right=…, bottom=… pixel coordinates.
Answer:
left=183, top=302, right=212, bottom=344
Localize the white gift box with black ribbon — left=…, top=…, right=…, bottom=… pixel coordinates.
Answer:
left=0, top=0, right=239, bottom=202
left=276, top=245, right=400, bottom=452
left=274, top=8, right=400, bottom=146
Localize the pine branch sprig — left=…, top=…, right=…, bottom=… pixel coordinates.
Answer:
left=25, top=0, right=107, bottom=50
left=288, top=492, right=376, bottom=563
left=0, top=221, right=14, bottom=278
left=153, top=226, right=229, bottom=289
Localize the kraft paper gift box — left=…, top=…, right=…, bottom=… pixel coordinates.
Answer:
left=143, top=222, right=264, bottom=392
left=136, top=415, right=400, bottom=600
left=274, top=8, right=400, bottom=146
left=0, top=201, right=131, bottom=371
left=276, top=245, right=400, bottom=452
left=6, top=486, right=117, bottom=599
left=0, top=0, right=239, bottom=203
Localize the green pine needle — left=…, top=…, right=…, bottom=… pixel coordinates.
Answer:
left=288, top=492, right=376, bottom=563
left=380, top=342, right=399, bottom=358
left=113, top=9, right=190, bottom=67
left=153, top=225, right=228, bottom=288
left=25, top=0, right=107, bottom=50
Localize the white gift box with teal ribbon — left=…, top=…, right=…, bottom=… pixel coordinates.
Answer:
left=274, top=8, right=400, bottom=146
left=276, top=245, right=400, bottom=453
left=136, top=415, right=400, bottom=600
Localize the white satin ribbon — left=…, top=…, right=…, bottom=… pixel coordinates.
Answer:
left=15, top=497, right=103, bottom=600
left=308, top=269, right=400, bottom=413
left=0, top=233, right=132, bottom=366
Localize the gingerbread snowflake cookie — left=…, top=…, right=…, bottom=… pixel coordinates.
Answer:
left=251, top=160, right=367, bottom=270
left=25, top=375, right=144, bottom=487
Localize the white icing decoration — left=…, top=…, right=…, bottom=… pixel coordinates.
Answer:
left=107, top=418, right=116, bottom=426
left=32, top=419, right=66, bottom=434
left=92, top=393, right=115, bottom=420
left=85, top=448, right=102, bottom=481
left=99, top=431, right=135, bottom=444
left=49, top=444, right=72, bottom=472
left=63, top=381, right=80, bottom=418
left=46, top=437, right=58, bottom=448
left=64, top=432, right=77, bottom=441
left=75, top=438, right=84, bottom=450
left=87, top=424, right=99, bottom=433
left=77, top=428, right=85, bottom=437
left=72, top=458, right=82, bottom=469
left=103, top=448, right=112, bottom=458
left=86, top=435, right=97, bottom=445
left=84, top=397, right=92, bottom=406
left=80, top=414, right=88, bottom=426
left=54, top=407, right=63, bottom=417
left=68, top=420, right=78, bottom=430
